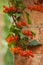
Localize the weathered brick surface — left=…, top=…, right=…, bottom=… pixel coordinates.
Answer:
left=39, top=28, right=43, bottom=43
left=40, top=54, right=43, bottom=65
left=14, top=54, right=43, bottom=65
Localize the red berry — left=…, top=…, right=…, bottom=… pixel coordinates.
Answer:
left=3, top=9, right=9, bottom=13
left=27, top=50, right=34, bottom=57
left=28, top=6, right=34, bottom=10
left=3, top=6, right=17, bottom=13
left=28, top=5, right=43, bottom=13
left=20, top=50, right=27, bottom=56
left=22, top=30, right=28, bottom=35
left=16, top=22, right=22, bottom=28
left=3, top=6, right=8, bottom=9
left=15, top=36, right=19, bottom=41
left=22, top=30, right=32, bottom=35
left=22, top=30, right=33, bottom=39
left=18, top=47, right=22, bottom=50
left=11, top=6, right=17, bottom=12
left=22, top=21, right=28, bottom=26
left=9, top=6, right=16, bottom=12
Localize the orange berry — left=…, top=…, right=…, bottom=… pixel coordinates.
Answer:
left=17, top=47, right=22, bottom=51
left=11, top=47, right=22, bottom=54
left=10, top=48, right=15, bottom=53
left=6, top=35, right=16, bottom=44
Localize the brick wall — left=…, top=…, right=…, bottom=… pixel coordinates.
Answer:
left=0, top=0, right=43, bottom=65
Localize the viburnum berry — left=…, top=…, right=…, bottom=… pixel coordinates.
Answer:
left=10, top=47, right=22, bottom=54
left=3, top=6, right=10, bottom=13
left=27, top=50, right=34, bottom=57
left=16, top=22, right=22, bottom=28
left=3, top=6, right=9, bottom=9
left=11, top=48, right=19, bottom=54
left=6, top=35, right=15, bottom=44
left=15, top=35, right=19, bottom=41
left=21, top=21, right=28, bottom=26
left=22, top=30, right=29, bottom=35
left=3, top=6, right=17, bottom=13
left=6, top=35, right=19, bottom=44
left=20, top=50, right=27, bottom=56
left=17, top=47, right=22, bottom=51
left=9, top=6, right=17, bottom=12
left=28, top=5, right=43, bottom=12
left=10, top=47, right=34, bottom=57
left=22, top=30, right=33, bottom=39
left=19, top=50, right=34, bottom=57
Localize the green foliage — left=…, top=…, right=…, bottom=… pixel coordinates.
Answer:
left=4, top=49, right=14, bottom=65
left=3, top=26, right=10, bottom=39
left=0, top=0, right=8, bottom=13
left=28, top=40, right=42, bottom=46
left=17, top=3, right=25, bottom=10
left=10, top=0, right=25, bottom=10
left=19, top=33, right=25, bottom=39
left=15, top=0, right=22, bottom=2
left=13, top=12, right=22, bottom=21
left=8, top=42, right=16, bottom=48
left=3, top=14, right=11, bottom=38
left=31, top=31, right=36, bottom=36
left=10, top=25, right=20, bottom=35
left=26, top=12, right=31, bottom=24
left=4, top=14, right=11, bottom=26
left=18, top=37, right=28, bottom=49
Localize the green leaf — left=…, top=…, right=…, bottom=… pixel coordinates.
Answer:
left=26, top=12, right=31, bottom=24
left=10, top=25, right=20, bottom=35
left=3, top=14, right=11, bottom=26
left=16, top=13, right=22, bottom=18
left=0, top=0, right=8, bottom=13
left=4, top=49, right=14, bottom=65
left=31, top=31, right=36, bottom=36
left=3, top=26, right=10, bottom=38
left=18, top=37, right=28, bottom=49
left=13, top=0, right=25, bottom=10
left=19, top=33, right=25, bottom=39
left=18, top=3, right=26, bottom=10
left=15, top=0, right=22, bottom=3
left=14, top=12, right=22, bottom=21
left=28, top=40, right=42, bottom=46
left=3, top=14, right=11, bottom=38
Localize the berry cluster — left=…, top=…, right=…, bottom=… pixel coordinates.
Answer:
left=16, top=21, right=28, bottom=28
left=3, top=0, right=35, bottom=58
left=11, top=47, right=34, bottom=57
left=6, top=35, right=19, bottom=44
left=28, top=5, right=43, bottom=12
left=22, top=30, right=33, bottom=39
left=3, top=6, right=17, bottom=13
